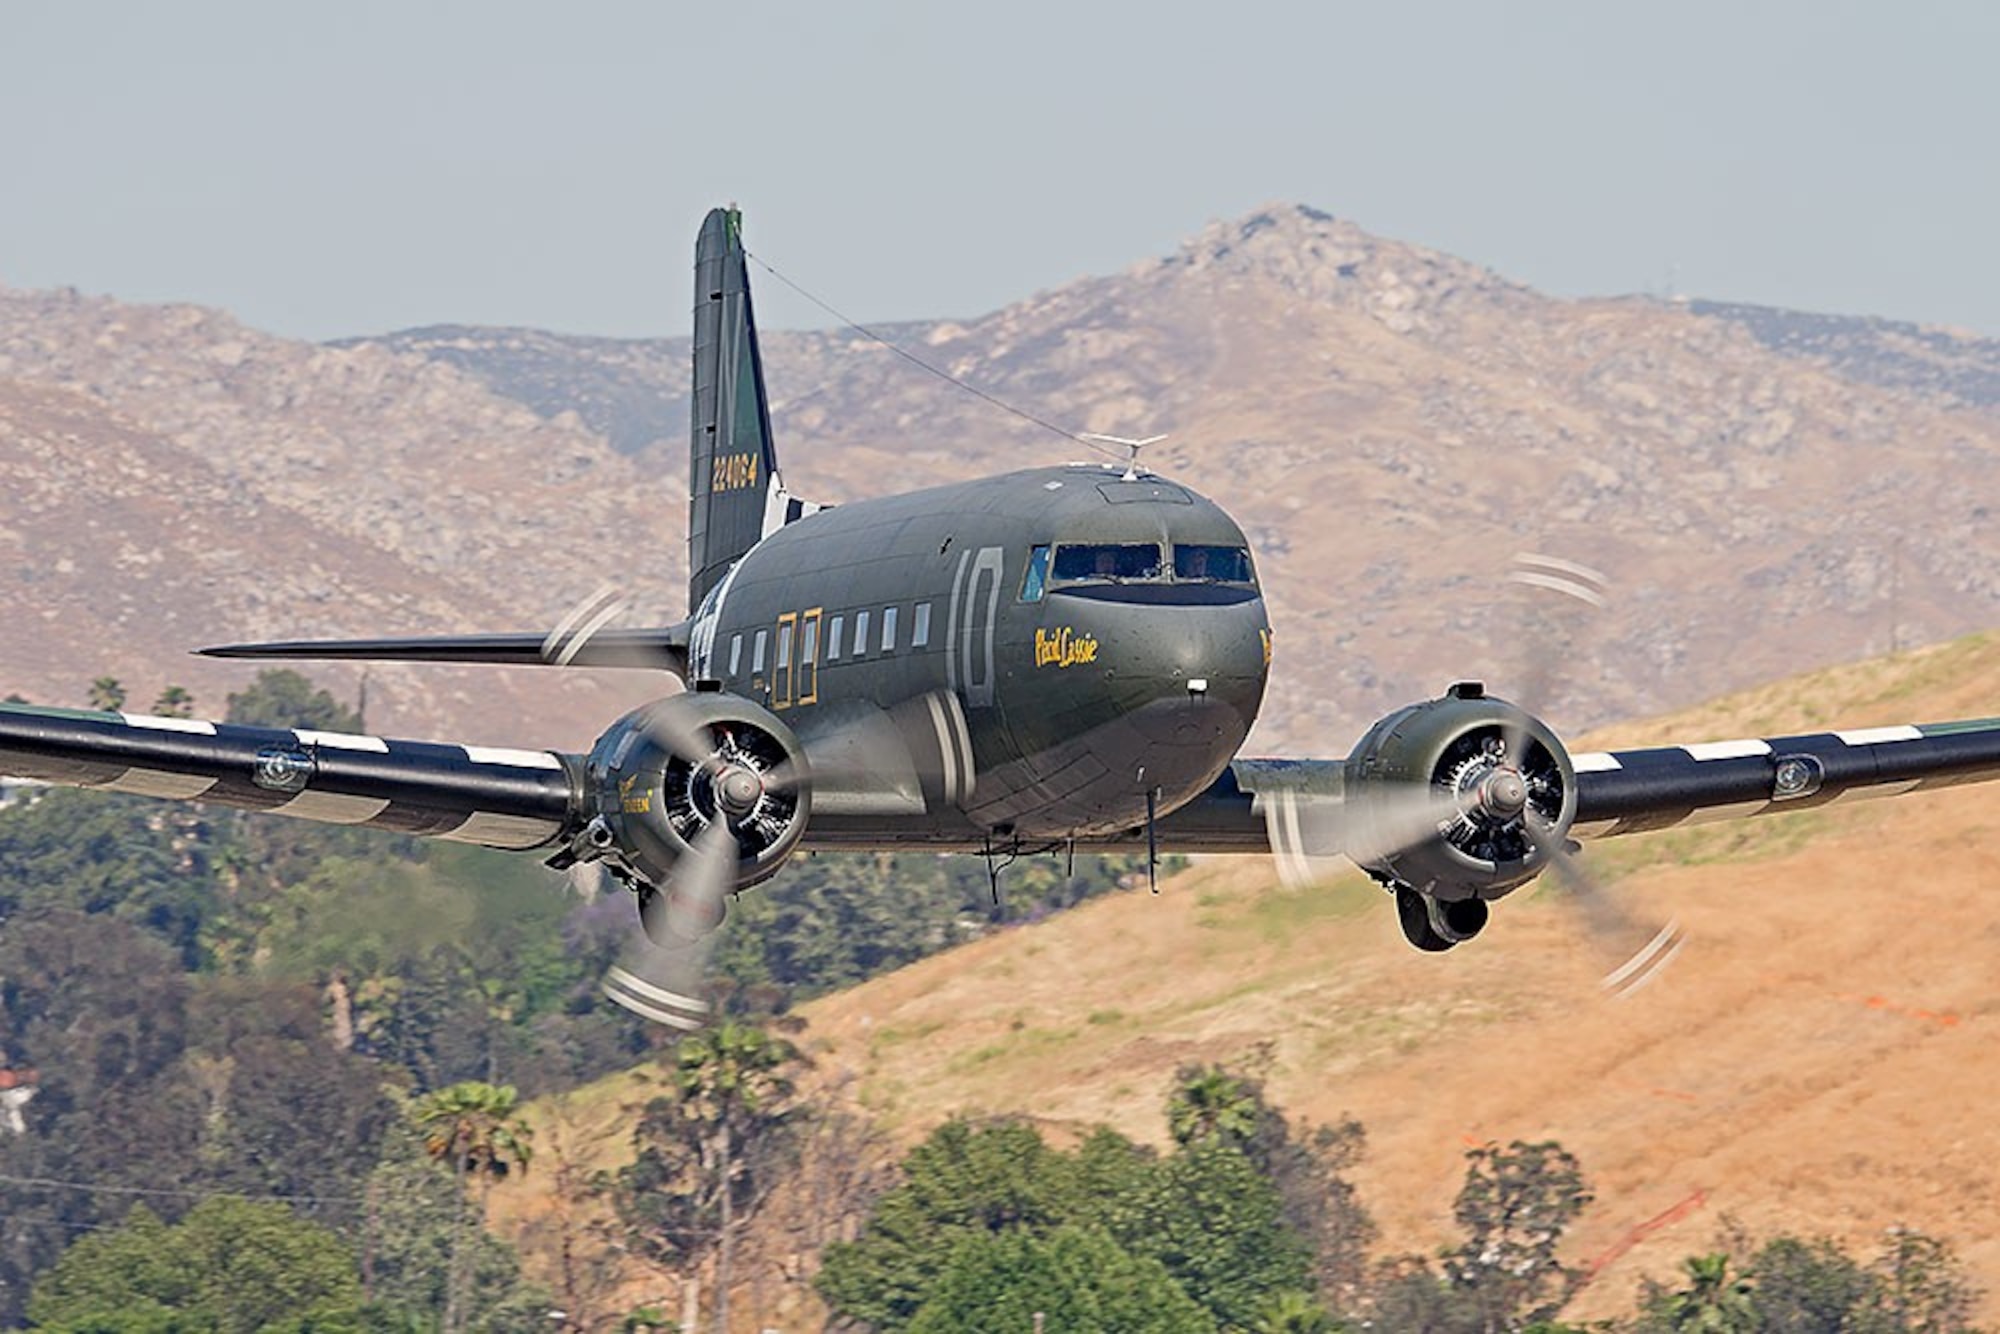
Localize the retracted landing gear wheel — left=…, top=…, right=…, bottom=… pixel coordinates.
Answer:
left=1396, top=886, right=1457, bottom=953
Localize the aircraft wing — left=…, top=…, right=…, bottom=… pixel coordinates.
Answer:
left=1150, top=715, right=2000, bottom=859
left=198, top=625, right=689, bottom=675
left=1568, top=718, right=2000, bottom=837
left=0, top=702, right=581, bottom=851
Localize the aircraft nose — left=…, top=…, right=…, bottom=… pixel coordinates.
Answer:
left=1069, top=594, right=1271, bottom=724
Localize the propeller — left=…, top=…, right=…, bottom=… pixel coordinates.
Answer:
left=601, top=819, right=739, bottom=1030
left=595, top=704, right=803, bottom=1030
left=1273, top=550, right=1686, bottom=997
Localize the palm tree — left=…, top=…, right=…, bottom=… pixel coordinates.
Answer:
left=415, top=1081, right=533, bottom=1334
left=1167, top=1064, right=1259, bottom=1148
left=670, top=1022, right=800, bottom=1334
left=86, top=676, right=126, bottom=712
left=151, top=684, right=195, bottom=717
left=1662, top=1253, right=1756, bottom=1332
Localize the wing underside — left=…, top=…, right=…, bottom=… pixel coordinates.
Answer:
left=0, top=703, right=581, bottom=851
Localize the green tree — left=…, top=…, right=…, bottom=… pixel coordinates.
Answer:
left=356, top=1125, right=550, bottom=1330
left=86, top=675, right=127, bottom=711
left=186, top=978, right=397, bottom=1205
left=1109, top=1137, right=1316, bottom=1332
left=1868, top=1226, right=1982, bottom=1334
left=816, top=1118, right=1105, bottom=1330
left=0, top=790, right=221, bottom=965
left=1167, top=1062, right=1375, bottom=1311
left=905, top=1224, right=1213, bottom=1334
left=224, top=667, right=363, bottom=731
left=1747, top=1234, right=1878, bottom=1334
left=152, top=684, right=196, bottom=717
left=611, top=1021, right=803, bottom=1334
left=1638, top=1253, right=1757, bottom=1333
left=1443, top=1141, right=1591, bottom=1334
left=414, top=1081, right=534, bottom=1334
left=1252, top=1288, right=1343, bottom=1334
left=27, top=1198, right=365, bottom=1333
left=1168, top=1064, right=1261, bottom=1148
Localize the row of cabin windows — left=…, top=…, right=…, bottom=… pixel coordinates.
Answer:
left=725, top=600, right=936, bottom=680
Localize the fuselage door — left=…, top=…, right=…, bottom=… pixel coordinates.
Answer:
left=799, top=607, right=822, bottom=706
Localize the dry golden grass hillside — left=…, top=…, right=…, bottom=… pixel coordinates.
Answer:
left=497, top=631, right=2000, bottom=1327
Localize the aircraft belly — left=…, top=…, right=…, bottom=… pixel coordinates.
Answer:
left=968, top=693, right=1251, bottom=838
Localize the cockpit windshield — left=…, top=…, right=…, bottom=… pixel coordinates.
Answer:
left=1051, top=542, right=1165, bottom=583
left=1172, top=544, right=1256, bottom=585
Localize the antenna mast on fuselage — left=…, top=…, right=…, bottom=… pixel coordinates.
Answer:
left=1079, top=433, right=1168, bottom=481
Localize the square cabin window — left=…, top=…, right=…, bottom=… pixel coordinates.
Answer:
left=881, top=606, right=899, bottom=652
left=852, top=610, right=870, bottom=657
left=912, top=602, right=932, bottom=648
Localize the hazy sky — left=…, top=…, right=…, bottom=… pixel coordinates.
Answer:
left=2, top=2, right=1992, bottom=341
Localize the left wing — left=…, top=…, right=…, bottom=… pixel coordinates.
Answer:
left=0, top=703, right=582, bottom=850
left=1569, top=718, right=2000, bottom=837
left=1145, top=715, right=2000, bottom=858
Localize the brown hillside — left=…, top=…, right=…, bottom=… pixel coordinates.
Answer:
left=790, top=630, right=2000, bottom=1320
left=484, top=634, right=2000, bottom=1328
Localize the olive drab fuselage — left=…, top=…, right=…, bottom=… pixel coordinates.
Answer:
left=686, top=463, right=1273, bottom=846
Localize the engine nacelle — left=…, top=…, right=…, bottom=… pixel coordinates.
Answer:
left=1343, top=682, right=1575, bottom=904
left=579, top=692, right=809, bottom=895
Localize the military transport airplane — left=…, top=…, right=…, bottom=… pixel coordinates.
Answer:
left=5, top=207, right=2000, bottom=1029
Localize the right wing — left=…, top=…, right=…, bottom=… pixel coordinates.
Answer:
left=0, top=702, right=582, bottom=851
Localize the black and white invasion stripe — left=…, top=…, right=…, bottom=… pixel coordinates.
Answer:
left=1571, top=719, right=2000, bottom=839
left=0, top=704, right=580, bottom=850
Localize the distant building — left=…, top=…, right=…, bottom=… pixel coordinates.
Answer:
left=0, top=1069, right=39, bottom=1136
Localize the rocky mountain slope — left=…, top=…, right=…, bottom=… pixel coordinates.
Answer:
left=5, top=205, right=1997, bottom=759
left=0, top=290, right=680, bottom=746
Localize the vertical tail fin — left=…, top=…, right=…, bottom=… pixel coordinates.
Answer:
left=688, top=206, right=781, bottom=609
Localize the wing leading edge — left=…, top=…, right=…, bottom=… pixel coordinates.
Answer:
left=0, top=703, right=581, bottom=851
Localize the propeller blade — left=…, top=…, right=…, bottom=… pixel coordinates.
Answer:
left=602, top=938, right=713, bottom=1031
left=1269, top=780, right=1460, bottom=889
left=1529, top=824, right=1685, bottom=999
left=1506, top=551, right=1607, bottom=724
left=1503, top=552, right=1681, bottom=995
left=601, top=819, right=739, bottom=1029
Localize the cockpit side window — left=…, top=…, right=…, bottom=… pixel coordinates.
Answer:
left=1020, top=544, right=1051, bottom=601
left=1051, top=542, right=1164, bottom=584
left=1172, top=544, right=1256, bottom=585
